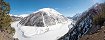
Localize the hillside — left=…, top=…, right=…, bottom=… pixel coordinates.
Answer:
left=58, top=2, right=105, bottom=40
left=79, top=26, right=105, bottom=40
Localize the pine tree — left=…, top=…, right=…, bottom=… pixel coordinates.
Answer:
left=0, top=0, right=12, bottom=29
left=0, top=0, right=15, bottom=35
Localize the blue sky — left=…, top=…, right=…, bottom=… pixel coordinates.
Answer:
left=5, top=0, right=104, bottom=17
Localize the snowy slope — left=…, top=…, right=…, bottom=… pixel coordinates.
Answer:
left=11, top=19, right=73, bottom=40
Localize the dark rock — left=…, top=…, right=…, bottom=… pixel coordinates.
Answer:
left=14, top=38, right=19, bottom=40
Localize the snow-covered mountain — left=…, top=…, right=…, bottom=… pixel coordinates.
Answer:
left=19, top=8, right=68, bottom=26
left=10, top=14, right=29, bottom=18
left=71, top=13, right=82, bottom=21
left=11, top=16, right=22, bottom=21
left=10, top=14, right=29, bottom=21
left=11, top=8, right=73, bottom=40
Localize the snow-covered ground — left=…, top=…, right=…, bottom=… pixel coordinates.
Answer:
left=11, top=19, right=73, bottom=40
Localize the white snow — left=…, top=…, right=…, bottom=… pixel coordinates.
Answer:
left=11, top=19, right=73, bottom=40
left=18, top=14, right=29, bottom=17
left=9, top=14, right=29, bottom=17
left=33, top=8, right=62, bottom=16
left=20, top=26, right=48, bottom=36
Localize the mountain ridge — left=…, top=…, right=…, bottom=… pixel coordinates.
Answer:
left=19, top=8, right=68, bottom=27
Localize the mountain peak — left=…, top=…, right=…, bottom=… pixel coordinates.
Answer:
left=19, top=8, right=68, bottom=27
left=33, top=8, right=62, bottom=16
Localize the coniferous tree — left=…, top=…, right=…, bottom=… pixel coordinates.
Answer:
left=0, top=0, right=15, bottom=35
left=0, top=0, right=12, bottom=29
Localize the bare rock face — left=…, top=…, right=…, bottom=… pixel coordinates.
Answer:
left=19, top=8, right=68, bottom=27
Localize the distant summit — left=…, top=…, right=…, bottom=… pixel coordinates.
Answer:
left=19, top=8, right=68, bottom=27
left=10, top=14, right=29, bottom=21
